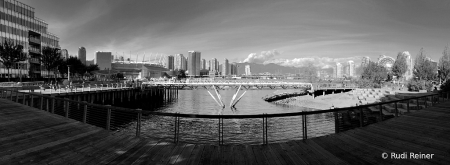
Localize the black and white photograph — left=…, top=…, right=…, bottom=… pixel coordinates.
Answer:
left=1, top=0, right=450, bottom=164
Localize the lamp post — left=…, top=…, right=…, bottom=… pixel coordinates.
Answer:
left=67, top=65, right=71, bottom=82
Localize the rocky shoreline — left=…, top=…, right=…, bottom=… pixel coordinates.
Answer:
left=272, top=92, right=367, bottom=110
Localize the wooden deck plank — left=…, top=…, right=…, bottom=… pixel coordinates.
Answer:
left=278, top=142, right=307, bottom=165
left=185, top=144, right=205, bottom=165
left=232, top=145, right=246, bottom=165
left=219, top=145, right=232, bottom=165
left=303, top=140, right=347, bottom=165
left=268, top=143, right=295, bottom=165
left=1, top=97, right=450, bottom=164
left=131, top=142, right=170, bottom=165
left=347, top=128, right=450, bottom=164
left=165, top=143, right=188, bottom=165
left=11, top=130, right=110, bottom=164
left=244, top=145, right=258, bottom=165
left=75, top=135, right=137, bottom=165
left=338, top=131, right=428, bottom=165
left=173, top=143, right=195, bottom=165
left=366, top=125, right=450, bottom=153
left=115, top=140, right=160, bottom=165
left=260, top=144, right=285, bottom=165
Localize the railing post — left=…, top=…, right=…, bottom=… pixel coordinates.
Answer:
left=83, top=101, right=88, bottom=123
left=106, top=105, right=111, bottom=130
left=51, top=98, right=55, bottom=114
left=40, top=96, right=43, bottom=110
left=265, top=115, right=268, bottom=144
left=417, top=98, right=420, bottom=110
left=334, top=112, right=339, bottom=133
left=65, top=99, right=69, bottom=118
left=359, top=108, right=363, bottom=127
left=262, top=114, right=265, bottom=144
left=407, top=100, right=410, bottom=113
left=136, top=109, right=142, bottom=137
left=303, top=114, right=308, bottom=140
left=424, top=96, right=427, bottom=108
left=379, top=104, right=383, bottom=121
left=395, top=102, right=398, bottom=117
left=22, top=93, right=26, bottom=105
left=174, top=114, right=178, bottom=144
left=30, top=95, right=34, bottom=107
left=15, top=91, right=19, bottom=102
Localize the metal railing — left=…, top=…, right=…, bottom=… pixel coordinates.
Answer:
left=0, top=87, right=448, bottom=145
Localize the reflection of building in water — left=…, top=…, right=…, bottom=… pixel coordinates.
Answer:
left=377, top=55, right=395, bottom=71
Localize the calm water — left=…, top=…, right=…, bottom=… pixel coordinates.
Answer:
left=156, top=89, right=313, bottom=114
left=124, top=89, right=336, bottom=144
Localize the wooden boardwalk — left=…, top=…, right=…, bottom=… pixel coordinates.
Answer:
left=1, top=98, right=450, bottom=164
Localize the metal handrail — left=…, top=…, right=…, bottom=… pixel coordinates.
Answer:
left=0, top=87, right=445, bottom=118
left=1, top=87, right=447, bottom=145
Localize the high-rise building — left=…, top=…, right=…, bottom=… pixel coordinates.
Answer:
left=187, top=51, right=201, bottom=76
left=361, top=56, right=370, bottom=67
left=398, top=51, right=414, bottom=80
left=61, top=49, right=69, bottom=60
left=174, top=54, right=186, bottom=70
left=210, top=58, right=219, bottom=73
left=230, top=63, right=238, bottom=75
left=222, top=59, right=229, bottom=76
left=165, top=55, right=174, bottom=70
left=348, top=60, right=355, bottom=77
left=245, top=65, right=251, bottom=75
left=95, top=51, right=112, bottom=70
left=0, top=0, right=60, bottom=78
left=335, top=62, right=343, bottom=78
left=78, top=47, right=86, bottom=65
left=201, top=59, right=206, bottom=70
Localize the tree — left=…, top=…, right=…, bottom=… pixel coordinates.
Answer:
left=439, top=46, right=450, bottom=83
left=58, top=57, right=87, bottom=78
left=86, top=64, right=100, bottom=74
left=413, top=48, right=437, bottom=81
left=0, top=40, right=27, bottom=82
left=392, top=52, right=408, bottom=80
left=302, top=63, right=317, bottom=83
left=40, top=46, right=63, bottom=81
left=176, top=70, right=186, bottom=79
left=361, top=61, right=388, bottom=85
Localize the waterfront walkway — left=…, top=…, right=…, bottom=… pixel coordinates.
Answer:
left=1, top=99, right=450, bottom=164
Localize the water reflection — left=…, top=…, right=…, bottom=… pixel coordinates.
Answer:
left=134, top=89, right=336, bottom=144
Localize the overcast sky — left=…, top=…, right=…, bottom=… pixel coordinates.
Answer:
left=21, top=0, right=450, bottom=67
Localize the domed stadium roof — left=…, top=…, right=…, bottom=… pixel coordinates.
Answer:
left=378, top=55, right=395, bottom=69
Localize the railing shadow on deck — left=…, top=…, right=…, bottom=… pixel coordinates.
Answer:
left=0, top=87, right=448, bottom=145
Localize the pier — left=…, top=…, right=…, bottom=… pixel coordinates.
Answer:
left=1, top=89, right=450, bottom=164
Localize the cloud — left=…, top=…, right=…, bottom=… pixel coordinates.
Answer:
left=263, top=56, right=362, bottom=69
left=243, top=50, right=281, bottom=63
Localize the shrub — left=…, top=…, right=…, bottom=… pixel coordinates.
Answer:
left=440, top=79, right=450, bottom=93
left=407, top=79, right=433, bottom=91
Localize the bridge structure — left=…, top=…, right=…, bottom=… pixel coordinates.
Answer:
left=144, top=81, right=314, bottom=90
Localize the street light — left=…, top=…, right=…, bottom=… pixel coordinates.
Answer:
left=67, top=65, right=71, bottom=82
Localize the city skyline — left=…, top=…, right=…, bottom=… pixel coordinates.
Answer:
left=19, top=0, right=450, bottom=68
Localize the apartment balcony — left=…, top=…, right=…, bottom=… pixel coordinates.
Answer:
left=29, top=49, right=41, bottom=55
left=29, top=37, right=41, bottom=45
left=29, top=58, right=40, bottom=64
